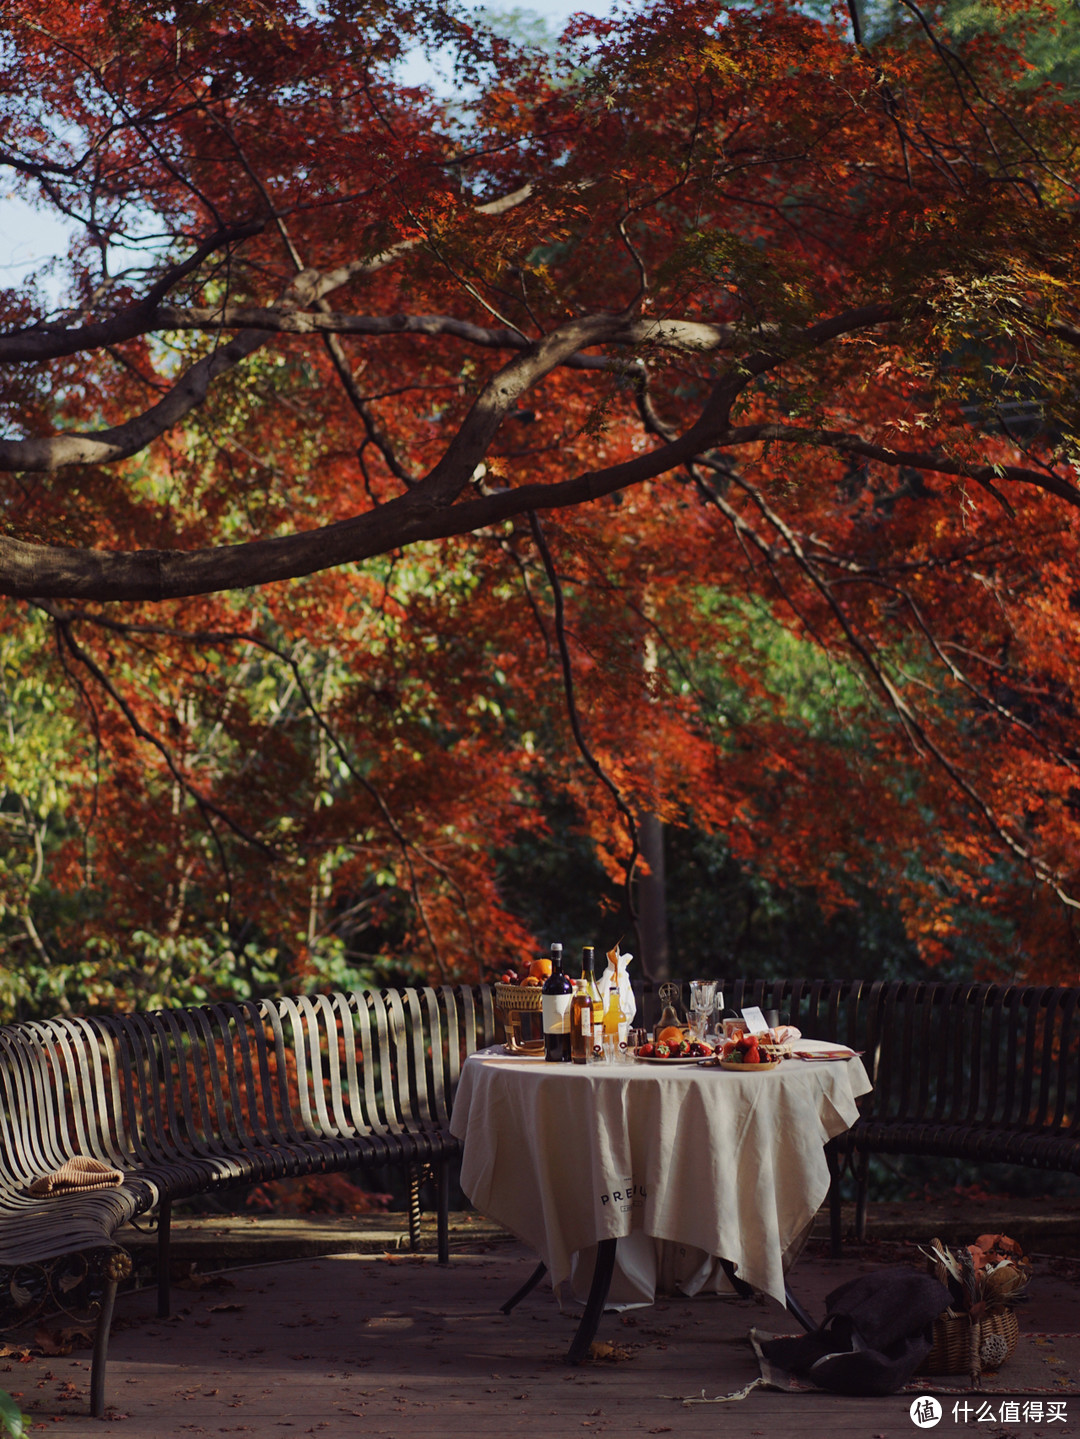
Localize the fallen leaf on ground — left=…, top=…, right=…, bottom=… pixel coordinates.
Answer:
left=32, top=1329, right=71, bottom=1357
left=587, top=1341, right=634, bottom=1362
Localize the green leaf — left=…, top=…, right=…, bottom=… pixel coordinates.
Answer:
left=0, top=1389, right=26, bottom=1439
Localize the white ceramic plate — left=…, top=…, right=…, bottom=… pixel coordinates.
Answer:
left=792, top=1049, right=863, bottom=1061
left=632, top=1050, right=707, bottom=1065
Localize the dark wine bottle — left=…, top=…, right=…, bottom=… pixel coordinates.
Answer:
left=542, top=942, right=573, bottom=1062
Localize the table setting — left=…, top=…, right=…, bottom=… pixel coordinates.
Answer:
left=451, top=954, right=872, bottom=1360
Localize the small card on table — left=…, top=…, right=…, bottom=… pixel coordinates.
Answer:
left=740, top=1005, right=771, bottom=1035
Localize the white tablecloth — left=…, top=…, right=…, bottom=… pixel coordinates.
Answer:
left=449, top=1042, right=871, bottom=1309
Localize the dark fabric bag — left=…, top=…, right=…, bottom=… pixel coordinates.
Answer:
left=760, top=1269, right=952, bottom=1396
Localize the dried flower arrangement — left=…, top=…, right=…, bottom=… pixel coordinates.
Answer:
left=918, top=1234, right=1031, bottom=1322
left=916, top=1234, right=1031, bottom=1380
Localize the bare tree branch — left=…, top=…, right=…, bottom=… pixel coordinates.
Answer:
left=0, top=221, right=266, bottom=363
left=35, top=601, right=279, bottom=865
left=724, top=422, right=1080, bottom=506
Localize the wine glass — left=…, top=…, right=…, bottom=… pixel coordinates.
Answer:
left=688, top=980, right=719, bottom=1044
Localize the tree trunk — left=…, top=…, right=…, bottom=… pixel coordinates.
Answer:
left=637, top=811, right=669, bottom=982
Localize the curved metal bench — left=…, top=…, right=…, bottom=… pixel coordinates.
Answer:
left=0, top=985, right=497, bottom=1415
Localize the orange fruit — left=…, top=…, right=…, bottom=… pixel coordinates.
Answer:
left=658, top=1026, right=684, bottom=1046
left=521, top=976, right=542, bottom=987
left=528, top=959, right=553, bottom=981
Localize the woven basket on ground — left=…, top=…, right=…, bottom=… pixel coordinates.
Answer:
left=918, top=1305, right=1019, bottom=1378
left=494, top=982, right=544, bottom=1054
left=918, top=1239, right=1023, bottom=1381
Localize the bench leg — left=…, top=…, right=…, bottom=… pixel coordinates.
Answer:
left=408, top=1164, right=422, bottom=1250
left=90, top=1250, right=132, bottom=1419
left=826, top=1144, right=844, bottom=1259
left=854, top=1151, right=870, bottom=1241
left=436, top=1160, right=450, bottom=1264
left=157, top=1197, right=173, bottom=1318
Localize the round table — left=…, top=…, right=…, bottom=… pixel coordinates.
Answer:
left=449, top=1041, right=871, bottom=1356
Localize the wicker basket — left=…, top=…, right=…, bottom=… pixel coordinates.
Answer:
left=918, top=1305, right=1019, bottom=1378
left=758, top=1042, right=792, bottom=1062
left=918, top=1240, right=1020, bottom=1378
left=494, top=982, right=544, bottom=1054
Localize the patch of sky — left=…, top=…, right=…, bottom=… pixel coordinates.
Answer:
left=395, top=1, right=616, bottom=94
left=0, top=1, right=620, bottom=311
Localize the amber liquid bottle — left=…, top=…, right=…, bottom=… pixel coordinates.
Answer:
left=603, top=951, right=626, bottom=1046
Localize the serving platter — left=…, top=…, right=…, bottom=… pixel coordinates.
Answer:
left=631, top=1050, right=705, bottom=1065
left=791, top=1049, right=863, bottom=1062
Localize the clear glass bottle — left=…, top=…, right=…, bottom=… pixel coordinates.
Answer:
left=542, top=942, right=573, bottom=1062
left=584, top=946, right=603, bottom=1060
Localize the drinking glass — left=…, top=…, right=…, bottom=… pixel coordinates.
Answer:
left=688, top=980, right=719, bottom=1043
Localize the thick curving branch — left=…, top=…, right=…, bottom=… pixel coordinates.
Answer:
left=0, top=329, right=270, bottom=472
left=1, top=302, right=751, bottom=365
left=0, top=186, right=537, bottom=366
left=8, top=301, right=1032, bottom=604
left=0, top=220, right=266, bottom=364
left=0, top=335, right=744, bottom=600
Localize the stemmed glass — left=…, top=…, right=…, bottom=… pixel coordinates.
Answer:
left=688, top=980, right=720, bottom=1044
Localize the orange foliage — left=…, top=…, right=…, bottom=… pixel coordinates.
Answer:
left=1, top=0, right=1079, bottom=992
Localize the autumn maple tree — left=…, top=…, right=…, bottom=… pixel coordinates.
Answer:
left=1, top=0, right=1079, bottom=1012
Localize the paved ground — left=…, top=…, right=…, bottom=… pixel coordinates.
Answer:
left=6, top=1218, right=1080, bottom=1438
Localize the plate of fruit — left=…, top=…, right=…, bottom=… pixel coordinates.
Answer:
left=718, top=1033, right=781, bottom=1071
left=634, top=1027, right=714, bottom=1063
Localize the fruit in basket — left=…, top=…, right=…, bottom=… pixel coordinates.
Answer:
left=528, top=958, right=553, bottom=981
left=521, top=976, right=542, bottom=987
left=723, top=1034, right=768, bottom=1064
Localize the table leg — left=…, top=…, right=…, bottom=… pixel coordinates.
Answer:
left=722, top=1256, right=814, bottom=1331
left=565, top=1238, right=618, bottom=1366
left=718, top=1257, right=753, bottom=1300
left=783, top=1284, right=816, bottom=1333
left=499, top=1260, right=548, bottom=1315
